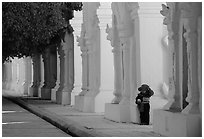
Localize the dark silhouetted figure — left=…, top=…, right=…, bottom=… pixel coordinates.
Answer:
left=135, top=84, right=154, bottom=125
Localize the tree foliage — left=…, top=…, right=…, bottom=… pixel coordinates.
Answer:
left=2, top=2, right=82, bottom=62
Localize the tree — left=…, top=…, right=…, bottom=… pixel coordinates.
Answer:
left=2, top=2, right=82, bottom=62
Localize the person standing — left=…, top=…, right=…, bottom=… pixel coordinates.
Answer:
left=135, top=84, right=154, bottom=125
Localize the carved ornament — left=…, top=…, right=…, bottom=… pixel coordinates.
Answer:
left=111, top=3, right=134, bottom=38
left=160, top=4, right=171, bottom=25
left=106, top=24, right=113, bottom=46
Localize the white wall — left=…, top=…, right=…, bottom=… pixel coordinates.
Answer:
left=138, top=2, right=164, bottom=96
left=98, top=2, right=114, bottom=94
left=95, top=2, right=114, bottom=112
left=138, top=2, right=168, bottom=123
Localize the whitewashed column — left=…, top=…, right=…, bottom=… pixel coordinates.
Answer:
left=68, top=30, right=75, bottom=96
left=47, top=44, right=57, bottom=101
left=10, top=58, right=18, bottom=93
left=3, top=62, right=11, bottom=90
left=56, top=44, right=65, bottom=104
left=17, top=58, right=26, bottom=95
left=153, top=3, right=202, bottom=137
left=51, top=47, right=60, bottom=102
left=116, top=3, right=134, bottom=105
left=24, top=57, right=32, bottom=96
left=104, top=2, right=133, bottom=122
left=74, top=22, right=89, bottom=111
left=38, top=55, right=44, bottom=98
left=30, top=54, right=41, bottom=97
left=6, top=62, right=12, bottom=90
left=29, top=58, right=34, bottom=96
left=49, top=45, right=57, bottom=90
left=2, top=63, right=6, bottom=89
left=41, top=48, right=52, bottom=99
left=61, top=32, right=70, bottom=104
left=17, top=58, right=21, bottom=93
left=41, top=45, right=57, bottom=100
left=181, top=3, right=201, bottom=114
left=57, top=29, right=74, bottom=105
left=17, top=58, right=27, bottom=96
left=77, top=23, right=89, bottom=96
left=119, top=38, right=131, bottom=105
left=15, top=58, right=21, bottom=93
left=160, top=3, right=182, bottom=110
left=74, top=2, right=101, bottom=112
left=3, top=62, right=10, bottom=90
left=17, top=58, right=25, bottom=95
left=85, top=2, right=100, bottom=97
left=106, top=24, right=122, bottom=104
left=61, top=31, right=72, bottom=105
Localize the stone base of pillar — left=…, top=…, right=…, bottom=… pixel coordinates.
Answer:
left=71, top=87, right=81, bottom=105
left=71, top=91, right=78, bottom=106
left=10, top=82, right=18, bottom=92
left=74, top=91, right=114, bottom=113
left=74, top=95, right=85, bottom=111
left=38, top=87, right=42, bottom=98
left=130, top=104, right=140, bottom=123
left=104, top=103, right=131, bottom=122
left=15, top=82, right=23, bottom=94
left=2, top=82, right=6, bottom=90
left=51, top=89, right=57, bottom=102
left=23, top=83, right=29, bottom=96
left=5, top=82, right=11, bottom=90
left=41, top=88, right=51, bottom=100
left=29, top=87, right=38, bottom=97
left=56, top=91, right=71, bottom=105
left=74, top=96, right=94, bottom=112
left=17, top=82, right=27, bottom=96
left=3, top=89, right=17, bottom=96
left=153, top=109, right=201, bottom=137
left=82, top=96, right=95, bottom=112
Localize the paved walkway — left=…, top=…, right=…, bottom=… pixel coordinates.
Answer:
left=4, top=95, right=164, bottom=137
left=2, top=97, right=71, bottom=137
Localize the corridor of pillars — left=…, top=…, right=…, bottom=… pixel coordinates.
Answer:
left=2, top=2, right=201, bottom=137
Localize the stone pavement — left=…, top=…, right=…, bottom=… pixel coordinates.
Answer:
left=2, top=97, right=71, bottom=137
left=5, top=96, right=164, bottom=137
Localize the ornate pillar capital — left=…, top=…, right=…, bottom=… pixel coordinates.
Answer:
left=127, top=2, right=139, bottom=20
left=106, top=24, right=113, bottom=46
left=83, top=2, right=100, bottom=31
left=111, top=2, right=134, bottom=38
left=160, top=4, right=171, bottom=25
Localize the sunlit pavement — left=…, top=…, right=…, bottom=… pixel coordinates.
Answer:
left=2, top=97, right=71, bottom=137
